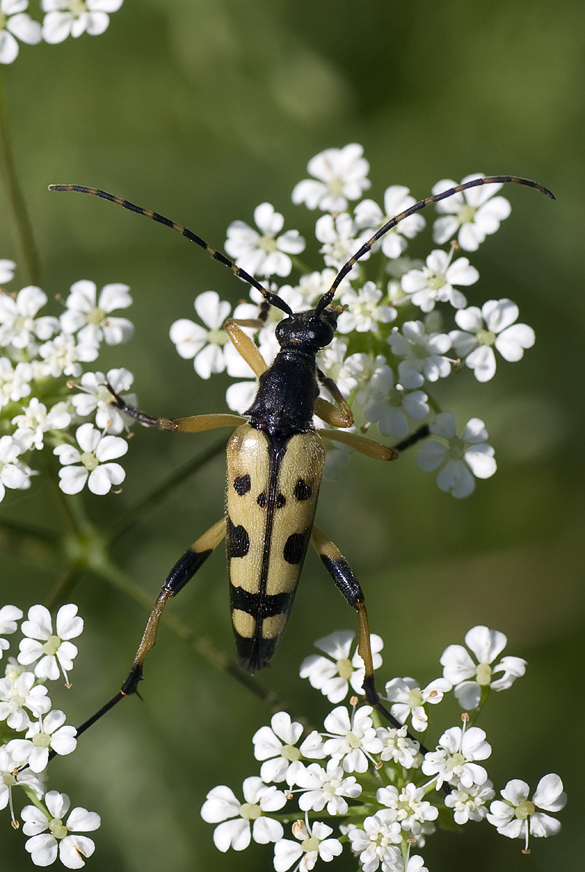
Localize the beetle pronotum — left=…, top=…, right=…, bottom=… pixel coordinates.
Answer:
left=49, top=174, right=553, bottom=736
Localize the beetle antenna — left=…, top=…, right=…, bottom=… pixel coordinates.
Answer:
left=315, top=174, right=555, bottom=314
left=48, top=184, right=294, bottom=317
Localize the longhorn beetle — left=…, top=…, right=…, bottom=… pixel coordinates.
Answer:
left=49, top=174, right=553, bottom=736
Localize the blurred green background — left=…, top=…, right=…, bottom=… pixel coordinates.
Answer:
left=0, top=0, right=583, bottom=870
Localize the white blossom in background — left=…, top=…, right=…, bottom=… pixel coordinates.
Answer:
left=315, top=212, right=369, bottom=273
left=170, top=290, right=231, bottom=379
left=53, top=423, right=128, bottom=495
left=384, top=676, right=451, bottom=732
left=441, top=625, right=527, bottom=710
left=487, top=774, right=566, bottom=850
left=299, top=630, right=383, bottom=704
left=39, top=332, right=99, bottom=378
left=22, top=791, right=100, bottom=868
left=59, top=280, right=133, bottom=346
left=292, top=144, right=370, bottom=212
left=362, top=362, right=429, bottom=441
left=337, top=281, right=396, bottom=333
left=355, top=185, right=426, bottom=258
left=0, top=258, right=16, bottom=283
left=273, top=818, right=342, bottom=872
left=0, top=286, right=59, bottom=348
left=0, top=604, right=22, bottom=658
left=388, top=321, right=452, bottom=388
left=10, top=709, right=77, bottom=772
left=253, top=712, right=305, bottom=785
left=450, top=299, right=535, bottom=382
left=445, top=781, right=495, bottom=825
left=225, top=202, right=305, bottom=278
left=201, top=777, right=286, bottom=852
left=416, top=413, right=496, bottom=498
left=376, top=783, right=439, bottom=835
left=12, top=398, right=71, bottom=452
left=432, top=175, right=511, bottom=251
left=0, top=434, right=31, bottom=502
left=70, top=367, right=135, bottom=434
left=376, top=724, right=420, bottom=769
left=0, top=746, right=43, bottom=818
left=295, top=760, right=362, bottom=815
left=0, top=358, right=33, bottom=406
left=42, top=0, right=123, bottom=44
left=347, top=811, right=402, bottom=872
left=0, top=0, right=41, bottom=64
left=322, top=705, right=383, bottom=773
left=422, top=726, right=492, bottom=790
left=401, top=249, right=478, bottom=313
left=0, top=669, right=51, bottom=729
left=18, top=603, right=83, bottom=683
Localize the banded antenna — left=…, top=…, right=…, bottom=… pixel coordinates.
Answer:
left=49, top=175, right=554, bottom=316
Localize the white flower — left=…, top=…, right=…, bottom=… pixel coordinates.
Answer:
left=0, top=357, right=33, bottom=406
left=292, top=144, right=370, bottom=213
left=388, top=320, right=452, bottom=388
left=54, top=423, right=128, bottom=495
left=362, top=362, right=428, bottom=441
left=39, top=332, right=99, bottom=378
left=347, top=812, right=402, bottom=872
left=354, top=185, right=426, bottom=259
left=253, top=712, right=305, bottom=785
left=376, top=724, right=420, bottom=769
left=440, top=625, right=527, bottom=709
left=59, top=279, right=133, bottom=346
left=18, top=603, right=83, bottom=683
left=225, top=379, right=258, bottom=415
left=487, top=774, right=566, bottom=851
left=0, top=286, right=58, bottom=347
left=0, top=1, right=41, bottom=64
left=421, top=725, right=491, bottom=790
left=0, top=604, right=22, bottom=658
left=416, top=412, right=496, bottom=498
left=0, top=258, right=16, bottom=282
left=295, top=760, right=362, bottom=815
left=274, top=819, right=342, bottom=872
left=384, top=676, right=451, bottom=732
left=12, top=398, right=72, bottom=452
left=0, top=434, right=30, bottom=502
left=0, top=669, right=51, bottom=729
left=10, top=709, right=77, bottom=772
left=170, top=290, right=231, bottom=379
left=432, top=174, right=511, bottom=251
left=22, top=791, right=100, bottom=868
left=315, top=212, right=368, bottom=273
left=322, top=704, right=383, bottom=772
left=200, top=777, right=286, bottom=852
left=376, top=783, right=439, bottom=835
left=445, top=781, right=495, bottom=824
left=337, top=281, right=396, bottom=333
left=225, top=203, right=305, bottom=278
left=70, top=368, right=135, bottom=434
left=42, top=0, right=123, bottom=44
left=299, top=630, right=383, bottom=704
left=450, top=299, right=535, bottom=382
left=0, top=746, right=43, bottom=818
left=401, top=249, right=478, bottom=313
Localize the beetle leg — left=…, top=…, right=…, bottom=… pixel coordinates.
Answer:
left=75, top=518, right=226, bottom=738
left=224, top=319, right=269, bottom=377
left=106, top=384, right=245, bottom=433
left=315, top=369, right=354, bottom=427
left=316, top=428, right=399, bottom=461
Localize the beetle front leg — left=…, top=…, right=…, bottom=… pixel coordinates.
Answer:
left=106, top=384, right=245, bottom=433
left=75, top=518, right=226, bottom=738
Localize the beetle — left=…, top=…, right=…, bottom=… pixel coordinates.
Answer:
left=49, top=174, right=553, bottom=735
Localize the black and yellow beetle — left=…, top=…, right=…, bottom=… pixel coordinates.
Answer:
left=49, top=174, right=553, bottom=734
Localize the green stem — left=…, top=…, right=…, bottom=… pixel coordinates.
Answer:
left=0, top=68, right=41, bottom=285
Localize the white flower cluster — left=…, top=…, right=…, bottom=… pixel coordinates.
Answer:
left=0, top=0, right=123, bottom=64
left=0, top=268, right=136, bottom=502
left=0, top=603, right=101, bottom=868
left=201, top=626, right=565, bottom=871
left=169, top=145, right=537, bottom=499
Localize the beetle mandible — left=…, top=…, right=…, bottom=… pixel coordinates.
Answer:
left=49, top=174, right=554, bottom=734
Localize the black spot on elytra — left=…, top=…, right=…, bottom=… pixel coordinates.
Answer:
left=276, top=493, right=286, bottom=508
left=283, top=529, right=310, bottom=565
left=233, top=474, right=251, bottom=495
left=294, top=479, right=312, bottom=501
left=227, top=517, right=250, bottom=558
left=257, top=492, right=267, bottom=508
